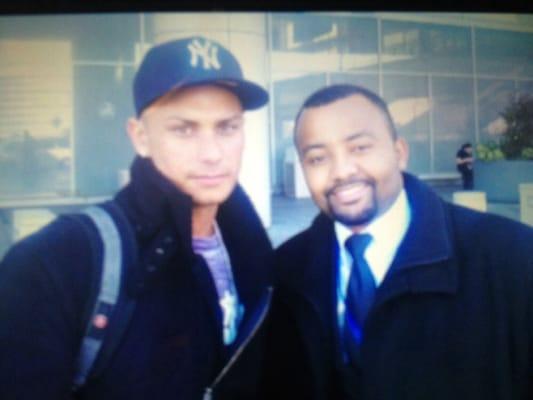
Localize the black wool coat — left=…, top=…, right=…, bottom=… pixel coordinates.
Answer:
left=0, top=156, right=273, bottom=400
left=263, top=173, right=533, bottom=400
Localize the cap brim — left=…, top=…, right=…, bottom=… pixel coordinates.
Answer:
left=179, top=79, right=269, bottom=111
left=213, top=79, right=269, bottom=110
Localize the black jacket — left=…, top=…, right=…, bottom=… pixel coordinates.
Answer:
left=0, top=157, right=273, bottom=400
left=263, top=173, right=533, bottom=400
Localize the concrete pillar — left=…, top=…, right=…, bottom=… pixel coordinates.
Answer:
left=148, top=13, right=272, bottom=227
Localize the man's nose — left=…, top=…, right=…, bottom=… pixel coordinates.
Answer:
left=198, top=132, right=223, bottom=164
left=330, top=152, right=359, bottom=182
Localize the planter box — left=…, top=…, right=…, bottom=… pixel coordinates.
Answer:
left=476, top=160, right=533, bottom=203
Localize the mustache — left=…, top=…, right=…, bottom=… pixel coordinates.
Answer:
left=325, top=177, right=373, bottom=197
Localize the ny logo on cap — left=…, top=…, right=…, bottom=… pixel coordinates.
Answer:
left=188, top=39, right=221, bottom=70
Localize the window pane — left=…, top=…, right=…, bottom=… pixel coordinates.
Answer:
left=383, top=74, right=431, bottom=175
left=336, top=17, right=378, bottom=72
left=74, top=65, right=135, bottom=197
left=0, top=40, right=73, bottom=197
left=272, top=13, right=338, bottom=53
left=432, top=77, right=475, bottom=173
left=271, top=14, right=378, bottom=73
left=0, top=14, right=140, bottom=61
left=381, top=20, right=472, bottom=74
left=272, top=73, right=327, bottom=191
left=477, top=79, right=515, bottom=142
left=329, top=72, right=379, bottom=93
left=475, top=28, right=533, bottom=78
left=517, top=80, right=533, bottom=97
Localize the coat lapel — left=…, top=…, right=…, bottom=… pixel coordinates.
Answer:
left=216, top=185, right=273, bottom=352
left=282, top=213, right=341, bottom=391
left=374, top=173, right=459, bottom=309
left=282, top=213, right=340, bottom=344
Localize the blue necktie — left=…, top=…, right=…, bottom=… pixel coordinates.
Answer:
left=343, top=233, right=374, bottom=364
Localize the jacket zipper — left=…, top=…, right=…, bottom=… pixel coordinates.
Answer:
left=203, top=286, right=273, bottom=400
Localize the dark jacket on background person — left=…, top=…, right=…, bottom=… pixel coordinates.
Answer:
left=263, top=173, right=533, bottom=400
left=0, top=156, right=273, bottom=400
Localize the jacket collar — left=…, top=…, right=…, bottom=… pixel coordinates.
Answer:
left=284, top=212, right=338, bottom=330
left=374, top=173, right=458, bottom=306
left=291, top=173, right=458, bottom=323
left=117, top=156, right=193, bottom=250
left=116, top=156, right=273, bottom=309
left=217, top=189, right=274, bottom=307
left=392, top=172, right=453, bottom=269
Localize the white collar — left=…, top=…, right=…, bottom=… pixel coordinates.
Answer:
left=335, top=188, right=411, bottom=285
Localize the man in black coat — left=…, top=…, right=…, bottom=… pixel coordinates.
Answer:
left=0, top=37, right=272, bottom=399
left=456, top=142, right=475, bottom=190
left=263, top=84, right=533, bottom=399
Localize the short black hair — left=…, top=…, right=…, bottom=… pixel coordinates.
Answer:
left=294, top=84, right=398, bottom=145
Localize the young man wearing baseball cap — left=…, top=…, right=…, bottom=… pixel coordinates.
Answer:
left=0, top=37, right=272, bottom=399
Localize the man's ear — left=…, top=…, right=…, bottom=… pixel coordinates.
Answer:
left=126, top=117, right=150, bottom=157
left=395, top=137, right=409, bottom=171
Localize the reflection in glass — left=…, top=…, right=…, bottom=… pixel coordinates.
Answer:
left=271, top=14, right=378, bottom=73
left=432, top=77, right=475, bottom=173
left=384, top=74, right=431, bottom=175
left=477, top=79, right=515, bottom=143
left=272, top=14, right=341, bottom=53
left=475, top=28, right=533, bottom=78
left=329, top=73, right=379, bottom=93
left=381, top=20, right=472, bottom=74
left=0, top=14, right=140, bottom=61
left=517, top=80, right=533, bottom=97
left=74, top=65, right=135, bottom=197
left=272, top=74, right=327, bottom=192
left=0, top=40, right=73, bottom=197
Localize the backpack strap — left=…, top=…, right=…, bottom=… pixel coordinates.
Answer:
left=88, top=202, right=137, bottom=379
left=72, top=202, right=137, bottom=390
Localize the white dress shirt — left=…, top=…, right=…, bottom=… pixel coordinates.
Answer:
left=335, top=189, right=411, bottom=328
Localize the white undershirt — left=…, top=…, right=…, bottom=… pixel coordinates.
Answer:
left=335, top=189, right=411, bottom=327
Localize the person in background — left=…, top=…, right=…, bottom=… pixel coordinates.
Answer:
left=262, top=84, right=533, bottom=400
left=0, top=37, right=273, bottom=400
left=456, top=142, right=474, bottom=190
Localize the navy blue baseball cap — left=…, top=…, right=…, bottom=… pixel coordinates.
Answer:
left=133, top=36, right=269, bottom=116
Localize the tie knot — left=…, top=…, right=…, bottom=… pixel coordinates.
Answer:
left=345, top=233, right=372, bottom=259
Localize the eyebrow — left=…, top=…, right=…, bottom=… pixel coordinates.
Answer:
left=301, top=143, right=326, bottom=156
left=163, top=114, right=244, bottom=124
left=301, top=131, right=374, bottom=156
left=163, top=117, right=193, bottom=124
left=218, top=115, right=244, bottom=124
left=345, top=131, right=374, bottom=141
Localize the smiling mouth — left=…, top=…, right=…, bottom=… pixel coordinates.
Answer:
left=328, top=182, right=370, bottom=204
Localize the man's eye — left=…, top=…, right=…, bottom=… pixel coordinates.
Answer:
left=350, top=144, right=372, bottom=153
left=219, top=122, right=242, bottom=136
left=307, top=155, right=326, bottom=166
left=168, top=125, right=194, bottom=137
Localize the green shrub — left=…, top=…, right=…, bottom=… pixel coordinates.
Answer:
left=477, top=94, right=533, bottom=161
left=476, top=141, right=504, bottom=161
left=499, top=94, right=533, bottom=160
left=521, top=147, right=533, bottom=160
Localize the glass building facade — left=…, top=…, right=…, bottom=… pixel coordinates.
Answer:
left=269, top=13, right=533, bottom=192
left=0, top=12, right=532, bottom=252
